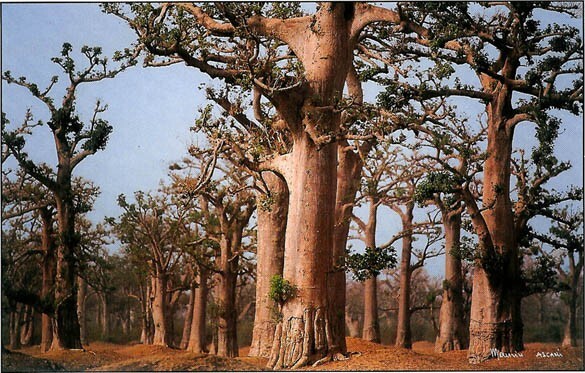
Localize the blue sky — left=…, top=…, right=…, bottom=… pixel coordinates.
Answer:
left=2, top=3, right=583, bottom=278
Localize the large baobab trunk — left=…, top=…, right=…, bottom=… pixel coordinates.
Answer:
left=187, top=268, right=209, bottom=353
left=267, top=135, right=339, bottom=369
left=345, top=312, right=361, bottom=338
left=396, top=226, right=414, bottom=349
left=267, top=4, right=353, bottom=368
left=151, top=273, right=170, bottom=346
left=467, top=111, right=517, bottom=363
left=51, top=194, right=82, bottom=351
left=249, top=171, right=288, bottom=358
left=77, top=276, right=88, bottom=345
left=40, top=207, right=56, bottom=353
left=180, top=282, right=196, bottom=349
left=436, top=211, right=467, bottom=352
left=216, top=234, right=240, bottom=357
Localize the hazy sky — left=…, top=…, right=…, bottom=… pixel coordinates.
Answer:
left=2, top=3, right=583, bottom=277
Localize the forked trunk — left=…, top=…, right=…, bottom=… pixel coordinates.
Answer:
left=396, top=230, right=413, bottom=349
left=187, top=268, right=209, bottom=353
left=436, top=211, right=467, bottom=352
left=468, top=120, right=516, bottom=363
left=180, top=282, right=196, bottom=349
left=51, top=196, right=82, bottom=351
left=250, top=172, right=288, bottom=358
left=267, top=134, right=338, bottom=369
left=151, top=274, right=170, bottom=346
left=77, top=276, right=88, bottom=345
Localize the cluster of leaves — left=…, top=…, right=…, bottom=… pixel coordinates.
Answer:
left=345, top=246, right=397, bottom=282
left=414, top=171, right=459, bottom=205
left=268, top=274, right=297, bottom=305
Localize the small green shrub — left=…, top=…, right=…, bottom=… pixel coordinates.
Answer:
left=268, top=275, right=297, bottom=305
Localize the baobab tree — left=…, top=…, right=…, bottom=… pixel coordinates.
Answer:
left=2, top=43, right=136, bottom=350
left=369, top=2, right=583, bottom=361
left=104, top=3, right=439, bottom=366
left=109, top=190, right=190, bottom=346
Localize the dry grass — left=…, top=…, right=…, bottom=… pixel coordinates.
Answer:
left=2, top=338, right=582, bottom=371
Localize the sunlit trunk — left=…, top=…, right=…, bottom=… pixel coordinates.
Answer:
left=187, top=268, right=209, bottom=353
left=436, top=211, right=467, bottom=352
left=250, top=171, right=288, bottom=358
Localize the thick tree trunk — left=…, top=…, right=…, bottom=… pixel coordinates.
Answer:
left=40, top=208, right=56, bottom=353
left=180, top=282, right=196, bottom=349
left=216, top=256, right=239, bottom=357
left=249, top=171, right=288, bottom=358
left=99, top=293, right=109, bottom=341
left=140, top=282, right=154, bottom=344
left=187, top=268, right=209, bottom=353
left=345, top=313, right=361, bottom=338
left=396, top=229, right=413, bottom=349
left=362, top=276, right=380, bottom=343
left=267, top=135, right=339, bottom=369
left=562, top=286, right=578, bottom=347
left=9, top=303, right=22, bottom=350
left=151, top=274, right=170, bottom=346
left=19, top=305, right=34, bottom=347
left=77, top=276, right=88, bottom=345
left=330, top=143, right=363, bottom=353
left=51, top=195, right=82, bottom=351
left=468, top=120, right=516, bottom=363
left=362, top=206, right=380, bottom=343
left=266, top=4, right=353, bottom=368
left=436, top=211, right=467, bottom=352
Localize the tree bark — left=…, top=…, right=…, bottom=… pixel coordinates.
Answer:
left=9, top=303, right=22, bottom=350
left=395, top=205, right=414, bottom=349
left=50, top=193, right=82, bottom=350
left=267, top=4, right=353, bottom=368
left=330, top=142, right=363, bottom=352
left=435, top=211, right=467, bottom=352
left=267, top=135, right=339, bottom=369
left=19, top=304, right=34, bottom=347
left=345, top=313, right=361, bottom=338
left=99, top=292, right=109, bottom=341
left=77, top=276, right=88, bottom=345
left=40, top=207, right=56, bottom=353
left=362, top=202, right=380, bottom=343
left=562, top=281, right=579, bottom=347
left=151, top=273, right=170, bottom=346
left=249, top=171, right=288, bottom=358
left=187, top=268, right=209, bottom=353
left=216, top=236, right=239, bottom=357
left=467, top=114, right=517, bottom=363
left=362, top=276, right=380, bottom=343
left=180, top=282, right=196, bottom=349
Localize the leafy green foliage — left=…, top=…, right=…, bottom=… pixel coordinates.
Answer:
left=268, top=275, right=297, bottom=305
left=346, top=246, right=397, bottom=282
left=414, top=171, right=459, bottom=205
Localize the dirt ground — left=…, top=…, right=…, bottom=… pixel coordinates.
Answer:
left=2, top=338, right=583, bottom=371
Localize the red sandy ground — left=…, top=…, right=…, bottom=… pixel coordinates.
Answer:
left=2, top=337, right=583, bottom=371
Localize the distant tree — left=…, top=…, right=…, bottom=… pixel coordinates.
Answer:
left=532, top=207, right=584, bottom=347
left=2, top=42, right=136, bottom=350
